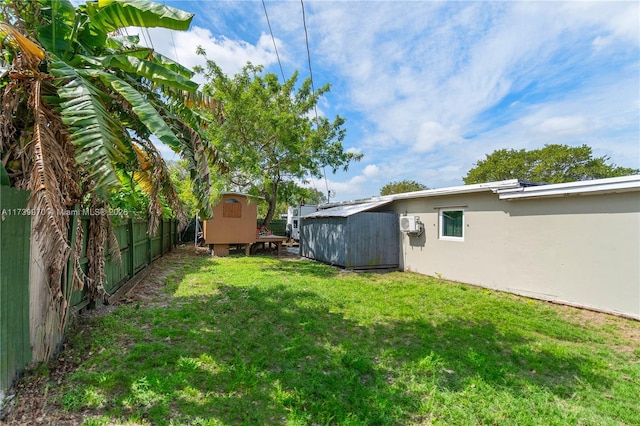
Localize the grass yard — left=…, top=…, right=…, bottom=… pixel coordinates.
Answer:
left=10, top=248, right=640, bottom=425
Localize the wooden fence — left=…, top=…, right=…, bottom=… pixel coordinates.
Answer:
left=1, top=186, right=177, bottom=403
left=0, top=188, right=31, bottom=404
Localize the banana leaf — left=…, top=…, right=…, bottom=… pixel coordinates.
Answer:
left=86, top=0, right=194, bottom=33
left=87, top=68, right=183, bottom=152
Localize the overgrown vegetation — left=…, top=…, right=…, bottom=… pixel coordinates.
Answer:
left=19, top=251, right=640, bottom=425
left=0, top=0, right=223, bottom=357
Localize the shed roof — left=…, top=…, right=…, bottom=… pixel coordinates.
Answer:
left=220, top=192, right=264, bottom=199
left=305, top=199, right=393, bottom=218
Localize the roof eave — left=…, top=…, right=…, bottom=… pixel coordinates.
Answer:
left=498, top=175, right=640, bottom=200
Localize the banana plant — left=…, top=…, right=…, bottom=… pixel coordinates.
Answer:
left=1, top=0, right=222, bottom=357
left=2, top=0, right=218, bottom=216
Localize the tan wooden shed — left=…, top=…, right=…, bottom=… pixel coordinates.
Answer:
left=203, top=193, right=258, bottom=256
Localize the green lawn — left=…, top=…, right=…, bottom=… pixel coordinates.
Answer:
left=46, top=250, right=640, bottom=425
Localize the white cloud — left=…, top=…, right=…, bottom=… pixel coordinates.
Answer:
left=136, top=26, right=279, bottom=83
left=124, top=1, right=639, bottom=202
left=362, top=164, right=380, bottom=178
left=534, top=116, right=589, bottom=136
left=412, top=122, right=463, bottom=153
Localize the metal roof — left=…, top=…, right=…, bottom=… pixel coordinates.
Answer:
left=304, top=199, right=393, bottom=218
left=310, top=175, right=639, bottom=213
left=389, top=179, right=524, bottom=200
left=497, top=175, right=640, bottom=200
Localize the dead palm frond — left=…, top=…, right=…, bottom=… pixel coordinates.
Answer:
left=133, top=138, right=188, bottom=235
left=0, top=22, right=45, bottom=71
left=28, top=77, right=77, bottom=299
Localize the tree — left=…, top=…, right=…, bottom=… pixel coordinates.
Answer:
left=380, top=180, right=428, bottom=195
left=258, top=182, right=325, bottom=220
left=1, top=0, right=222, bottom=358
left=201, top=61, right=362, bottom=227
left=463, top=144, right=639, bottom=184
left=168, top=160, right=200, bottom=218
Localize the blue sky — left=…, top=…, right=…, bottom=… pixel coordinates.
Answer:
left=133, top=1, right=638, bottom=202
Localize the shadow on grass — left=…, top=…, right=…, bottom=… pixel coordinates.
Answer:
left=259, top=256, right=341, bottom=279
left=70, top=277, right=616, bottom=425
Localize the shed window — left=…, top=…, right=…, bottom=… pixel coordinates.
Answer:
left=439, top=209, right=464, bottom=240
left=223, top=198, right=241, bottom=218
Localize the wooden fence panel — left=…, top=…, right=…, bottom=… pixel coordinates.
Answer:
left=104, top=222, right=131, bottom=295
left=0, top=188, right=32, bottom=399
left=1, top=208, right=176, bottom=403
left=132, top=220, right=149, bottom=274
left=162, top=220, right=172, bottom=254
left=150, top=221, right=163, bottom=261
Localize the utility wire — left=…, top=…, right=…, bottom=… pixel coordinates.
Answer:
left=300, top=0, right=330, bottom=201
left=145, top=27, right=155, bottom=51
left=160, top=0, right=180, bottom=63
left=169, top=29, right=179, bottom=63
left=262, top=0, right=286, bottom=82
left=300, top=0, right=319, bottom=125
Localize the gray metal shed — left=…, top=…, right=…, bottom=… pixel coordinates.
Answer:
left=299, top=200, right=399, bottom=269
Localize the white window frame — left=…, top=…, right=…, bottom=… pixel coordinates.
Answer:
left=439, top=208, right=465, bottom=241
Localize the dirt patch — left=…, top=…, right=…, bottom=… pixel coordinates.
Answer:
left=554, top=303, right=640, bottom=352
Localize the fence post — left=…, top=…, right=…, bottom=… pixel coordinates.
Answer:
left=169, top=219, right=173, bottom=251
left=128, top=216, right=134, bottom=280
left=160, top=219, right=164, bottom=256
left=146, top=222, right=151, bottom=266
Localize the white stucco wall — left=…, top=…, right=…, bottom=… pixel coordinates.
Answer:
left=393, top=191, right=640, bottom=319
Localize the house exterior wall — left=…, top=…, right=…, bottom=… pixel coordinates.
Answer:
left=392, top=191, right=640, bottom=319
left=203, top=194, right=258, bottom=244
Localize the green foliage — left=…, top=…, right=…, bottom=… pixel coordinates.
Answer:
left=200, top=60, right=362, bottom=226
left=380, top=179, right=428, bottom=195
left=40, top=252, right=640, bottom=425
left=1, top=0, right=218, bottom=216
left=257, top=182, right=325, bottom=219
left=168, top=160, right=199, bottom=218
left=464, top=144, right=639, bottom=184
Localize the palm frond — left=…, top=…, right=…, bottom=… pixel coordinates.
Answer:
left=135, top=138, right=187, bottom=234
left=27, top=77, right=74, bottom=299
left=50, top=59, right=128, bottom=190
left=85, top=196, right=108, bottom=302
left=0, top=22, right=45, bottom=70
left=102, top=42, right=195, bottom=79
left=86, top=0, right=194, bottom=33
left=88, top=68, right=185, bottom=151
left=81, top=54, right=198, bottom=92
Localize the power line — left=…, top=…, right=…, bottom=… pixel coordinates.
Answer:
left=262, top=0, right=286, bottom=82
left=159, top=0, right=180, bottom=63
left=145, top=27, right=155, bottom=51
left=300, top=0, right=330, bottom=201
left=169, top=29, right=179, bottom=63
left=300, top=0, right=319, bottom=125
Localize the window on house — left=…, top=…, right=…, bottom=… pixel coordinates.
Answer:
left=223, top=198, right=241, bottom=218
left=439, top=209, right=464, bottom=240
